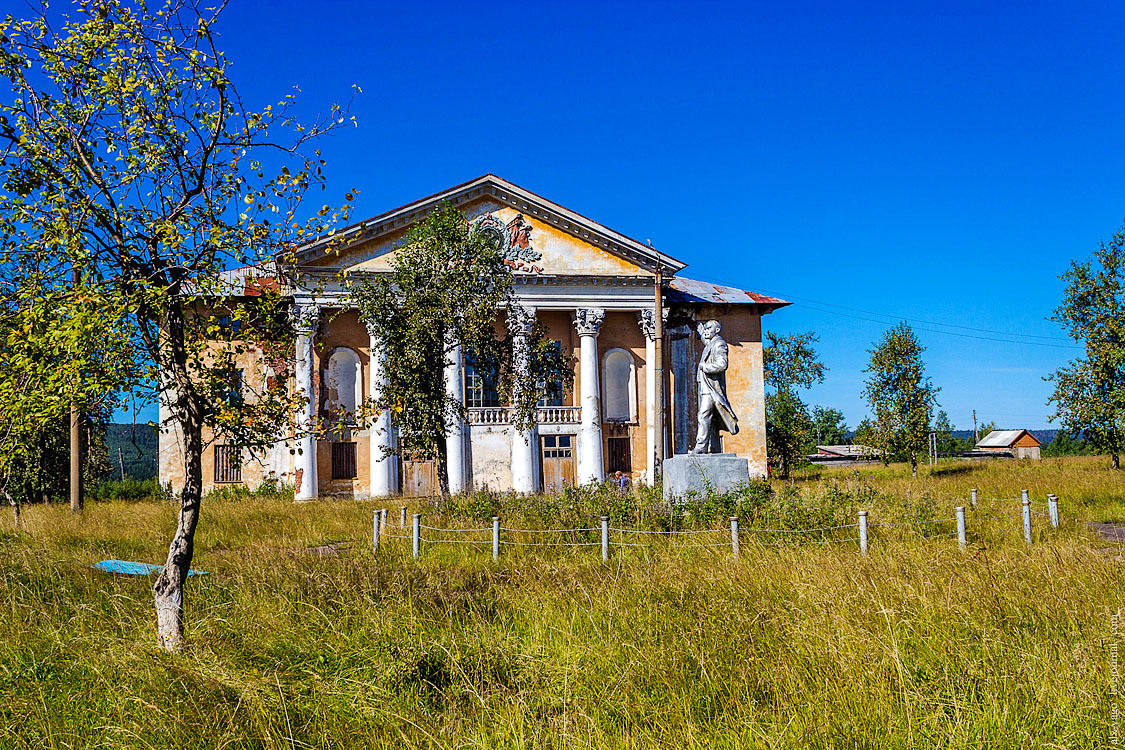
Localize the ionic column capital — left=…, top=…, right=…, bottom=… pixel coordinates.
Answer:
left=573, top=308, right=605, bottom=337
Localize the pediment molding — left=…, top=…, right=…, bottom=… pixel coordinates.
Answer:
left=294, top=175, right=686, bottom=275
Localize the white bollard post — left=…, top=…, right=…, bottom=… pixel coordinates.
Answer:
left=492, top=517, right=500, bottom=561
left=1048, top=494, right=1059, bottom=529
left=401, top=506, right=407, bottom=528
left=1022, top=498, right=1032, bottom=545
left=956, top=506, right=966, bottom=551
left=970, top=488, right=978, bottom=507
left=373, top=508, right=381, bottom=552
left=412, top=513, right=421, bottom=559
left=730, top=516, right=740, bottom=560
left=381, top=508, right=388, bottom=533
left=858, top=511, right=868, bottom=555
left=600, top=516, right=610, bottom=562
left=1021, top=489, right=1029, bottom=505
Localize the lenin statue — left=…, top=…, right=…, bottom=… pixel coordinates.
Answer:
left=690, top=319, right=739, bottom=454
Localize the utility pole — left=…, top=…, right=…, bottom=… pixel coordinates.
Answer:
left=69, top=267, right=83, bottom=513
left=972, top=409, right=979, bottom=445
left=118, top=448, right=126, bottom=482
left=653, top=261, right=664, bottom=482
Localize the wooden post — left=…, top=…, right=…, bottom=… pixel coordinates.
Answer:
left=730, top=516, right=740, bottom=560
left=858, top=511, right=868, bottom=554
left=970, top=488, right=978, bottom=507
left=69, top=267, right=83, bottom=513
left=653, top=263, right=664, bottom=481
left=600, top=516, right=610, bottom=562
left=400, top=506, right=407, bottom=528
left=412, top=513, right=421, bottom=559
left=492, top=517, right=500, bottom=561
left=1022, top=498, right=1032, bottom=545
left=1048, top=494, right=1059, bottom=529
left=373, top=509, right=381, bottom=552
left=956, top=506, right=966, bottom=551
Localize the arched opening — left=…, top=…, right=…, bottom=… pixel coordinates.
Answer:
left=602, top=348, right=636, bottom=422
left=323, top=347, right=363, bottom=441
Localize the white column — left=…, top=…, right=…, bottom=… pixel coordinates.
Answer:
left=444, top=338, right=467, bottom=493
left=639, top=310, right=659, bottom=484
left=294, top=304, right=319, bottom=501
left=510, top=306, right=538, bottom=493
left=366, top=323, right=396, bottom=497
left=574, top=308, right=605, bottom=484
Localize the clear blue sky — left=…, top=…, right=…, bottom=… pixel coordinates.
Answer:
left=43, top=0, right=1125, bottom=430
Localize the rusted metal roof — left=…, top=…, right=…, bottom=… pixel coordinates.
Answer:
left=666, top=277, right=790, bottom=311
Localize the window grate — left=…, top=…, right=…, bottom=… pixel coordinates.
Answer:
left=332, top=442, right=357, bottom=480
left=214, top=445, right=242, bottom=483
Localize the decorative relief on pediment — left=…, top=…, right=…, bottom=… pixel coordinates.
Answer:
left=473, top=213, right=543, bottom=274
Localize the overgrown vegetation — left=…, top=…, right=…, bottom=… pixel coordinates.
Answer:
left=0, top=457, right=1118, bottom=747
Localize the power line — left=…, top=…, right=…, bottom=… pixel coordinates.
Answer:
left=686, top=271, right=1081, bottom=349
left=791, top=300, right=1082, bottom=350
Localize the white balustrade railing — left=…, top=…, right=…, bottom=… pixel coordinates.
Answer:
left=466, top=407, right=510, bottom=425
left=537, top=406, right=581, bottom=424
left=466, top=406, right=581, bottom=425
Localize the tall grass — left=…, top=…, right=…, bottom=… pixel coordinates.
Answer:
left=0, top=457, right=1119, bottom=748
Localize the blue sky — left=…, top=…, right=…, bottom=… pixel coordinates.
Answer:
left=49, top=0, right=1125, bottom=430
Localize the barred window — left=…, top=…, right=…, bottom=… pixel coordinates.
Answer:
left=214, top=445, right=242, bottom=483
left=332, top=442, right=357, bottom=480
left=464, top=349, right=500, bottom=408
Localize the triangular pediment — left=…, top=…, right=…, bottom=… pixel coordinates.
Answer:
left=295, top=175, right=686, bottom=278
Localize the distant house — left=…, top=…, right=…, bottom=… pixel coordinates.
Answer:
left=976, top=430, right=1042, bottom=460
left=816, top=445, right=883, bottom=459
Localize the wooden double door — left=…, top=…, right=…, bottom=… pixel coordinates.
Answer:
left=540, top=434, right=576, bottom=491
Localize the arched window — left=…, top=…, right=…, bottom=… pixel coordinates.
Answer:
left=602, top=348, right=636, bottom=422
left=324, top=347, right=363, bottom=438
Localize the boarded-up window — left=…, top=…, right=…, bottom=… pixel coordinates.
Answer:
left=214, top=445, right=242, bottom=483
left=332, top=442, right=357, bottom=479
left=607, top=437, right=631, bottom=474
left=603, top=349, right=635, bottom=421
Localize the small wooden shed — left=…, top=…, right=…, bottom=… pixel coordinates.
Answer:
left=976, top=429, right=1042, bottom=460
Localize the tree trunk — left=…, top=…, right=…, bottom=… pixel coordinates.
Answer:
left=1113, top=453, right=1121, bottom=470
left=436, top=433, right=450, bottom=496
left=153, top=412, right=202, bottom=651
left=153, top=305, right=205, bottom=652
left=5, top=490, right=19, bottom=530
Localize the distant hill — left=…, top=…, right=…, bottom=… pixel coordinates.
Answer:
left=104, top=423, right=158, bottom=481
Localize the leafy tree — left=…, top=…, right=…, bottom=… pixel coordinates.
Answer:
left=0, top=1, right=353, bottom=650
left=0, top=282, right=133, bottom=526
left=1048, top=225, right=1125, bottom=469
left=1042, top=430, right=1093, bottom=458
left=351, top=204, right=572, bottom=492
left=932, top=410, right=959, bottom=453
left=809, top=405, right=848, bottom=448
left=862, top=322, right=940, bottom=477
left=763, top=331, right=826, bottom=477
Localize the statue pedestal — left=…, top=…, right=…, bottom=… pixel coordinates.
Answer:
left=662, top=453, right=751, bottom=502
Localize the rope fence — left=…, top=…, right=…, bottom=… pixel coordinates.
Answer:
left=368, top=490, right=1063, bottom=561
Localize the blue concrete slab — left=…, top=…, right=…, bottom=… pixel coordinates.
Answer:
left=93, top=560, right=208, bottom=576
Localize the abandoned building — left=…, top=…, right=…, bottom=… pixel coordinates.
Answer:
left=158, top=175, right=790, bottom=498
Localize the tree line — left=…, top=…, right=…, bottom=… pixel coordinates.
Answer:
left=764, top=227, right=1124, bottom=476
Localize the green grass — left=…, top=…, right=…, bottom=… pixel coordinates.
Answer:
left=0, top=457, right=1121, bottom=748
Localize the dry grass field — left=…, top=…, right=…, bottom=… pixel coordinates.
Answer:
left=0, top=456, right=1121, bottom=748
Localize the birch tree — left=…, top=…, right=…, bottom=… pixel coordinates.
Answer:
left=862, top=322, right=939, bottom=477
left=0, top=0, right=353, bottom=649
left=1048, top=225, right=1125, bottom=469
